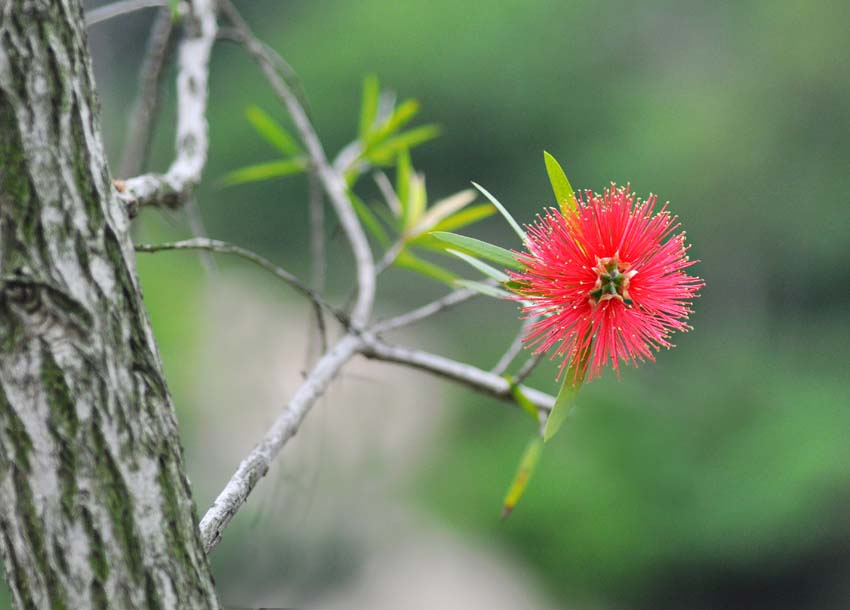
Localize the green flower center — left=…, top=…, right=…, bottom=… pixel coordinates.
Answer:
left=588, top=254, right=636, bottom=306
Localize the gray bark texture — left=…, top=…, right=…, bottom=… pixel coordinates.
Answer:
left=0, top=1, right=219, bottom=608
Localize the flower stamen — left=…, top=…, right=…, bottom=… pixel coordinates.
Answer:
left=588, top=253, right=636, bottom=306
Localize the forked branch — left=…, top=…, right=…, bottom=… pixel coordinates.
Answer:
left=216, top=0, right=376, bottom=328
left=120, top=0, right=554, bottom=556
left=120, top=0, right=217, bottom=211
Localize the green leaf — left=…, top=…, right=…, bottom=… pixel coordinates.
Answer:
left=245, top=105, right=300, bottom=155
left=429, top=203, right=496, bottom=233
left=366, top=125, right=441, bottom=165
left=372, top=201, right=399, bottom=229
left=409, top=204, right=496, bottom=249
left=543, top=151, right=576, bottom=215
left=542, top=343, right=589, bottom=442
left=219, top=158, right=307, bottom=187
left=446, top=249, right=509, bottom=282
left=396, top=149, right=412, bottom=218
left=430, top=231, right=521, bottom=269
left=404, top=173, right=427, bottom=231
left=504, top=279, right=536, bottom=293
left=455, top=279, right=511, bottom=299
left=501, top=436, right=544, bottom=519
left=358, top=75, right=380, bottom=139
left=367, top=99, right=420, bottom=145
left=349, top=193, right=391, bottom=246
left=409, top=189, right=476, bottom=236
left=168, top=0, right=180, bottom=20
left=343, top=166, right=360, bottom=188
left=543, top=376, right=580, bottom=442
left=394, top=250, right=457, bottom=286
left=471, top=182, right=525, bottom=241
left=504, top=377, right=541, bottom=423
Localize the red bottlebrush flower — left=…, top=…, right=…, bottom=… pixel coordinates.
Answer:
left=510, top=184, right=703, bottom=382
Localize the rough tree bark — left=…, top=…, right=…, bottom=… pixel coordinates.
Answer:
left=0, top=1, right=219, bottom=608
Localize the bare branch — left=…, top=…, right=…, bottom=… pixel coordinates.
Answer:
left=332, top=140, right=363, bottom=175
left=513, top=351, right=545, bottom=386
left=216, top=0, right=376, bottom=327
left=198, top=329, right=553, bottom=550
left=85, top=0, right=170, bottom=26
left=372, top=287, right=480, bottom=334
left=120, top=0, right=217, bottom=210
left=373, top=170, right=402, bottom=217
left=182, top=0, right=556, bottom=555
left=361, top=336, right=555, bottom=413
left=491, top=315, right=538, bottom=376
left=195, top=318, right=556, bottom=550
left=199, top=334, right=363, bottom=552
left=119, top=6, right=175, bottom=178
left=306, top=170, right=327, bottom=358
left=308, top=170, right=326, bottom=294
left=135, top=238, right=351, bottom=345
left=374, top=240, right=404, bottom=275
left=183, top=198, right=217, bottom=274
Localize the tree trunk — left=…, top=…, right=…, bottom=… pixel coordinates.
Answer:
left=0, top=2, right=219, bottom=608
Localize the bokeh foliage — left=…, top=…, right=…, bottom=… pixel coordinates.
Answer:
left=17, top=1, right=842, bottom=608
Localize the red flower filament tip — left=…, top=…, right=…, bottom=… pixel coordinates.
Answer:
left=510, top=184, right=704, bottom=383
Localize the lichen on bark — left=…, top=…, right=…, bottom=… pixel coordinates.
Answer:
left=0, top=1, right=219, bottom=608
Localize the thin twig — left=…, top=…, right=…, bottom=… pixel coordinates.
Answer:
left=373, top=171, right=402, bottom=217
left=360, top=336, right=555, bottom=413
left=135, top=239, right=349, bottom=346
left=374, top=240, right=404, bottom=275
left=308, top=170, right=326, bottom=295
left=513, top=351, right=545, bottom=386
left=85, top=0, right=170, bottom=26
left=306, top=169, right=327, bottom=360
left=214, top=26, right=312, bottom=119
left=491, top=315, right=538, bottom=376
left=189, top=2, right=559, bottom=555
left=217, top=0, right=375, bottom=328
left=121, top=0, right=217, bottom=211
left=119, top=6, right=175, bottom=178
left=371, top=287, right=480, bottom=334
left=199, top=334, right=363, bottom=552
left=199, top=329, right=555, bottom=551
left=332, top=140, right=362, bottom=175
left=183, top=198, right=217, bottom=274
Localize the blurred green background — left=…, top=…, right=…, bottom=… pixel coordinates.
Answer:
left=7, top=1, right=848, bottom=608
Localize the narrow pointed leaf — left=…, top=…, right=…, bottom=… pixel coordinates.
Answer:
left=410, top=189, right=477, bottom=236
left=504, top=377, right=541, bottom=423
left=404, top=173, right=427, bottom=231
left=349, top=193, right=390, bottom=246
left=455, top=279, right=511, bottom=299
left=543, top=151, right=576, bottom=215
left=343, top=166, right=361, bottom=188
left=245, top=105, right=300, bottom=155
left=409, top=204, right=497, bottom=248
left=396, top=149, right=412, bottom=217
left=502, top=436, right=544, bottom=519
left=446, top=249, right=509, bottom=282
left=542, top=342, right=590, bottom=442
left=219, top=158, right=307, bottom=187
left=431, top=231, right=521, bottom=269
left=358, top=75, right=380, bottom=139
left=367, top=125, right=441, bottom=165
left=372, top=201, right=398, bottom=229
left=471, top=182, right=525, bottom=241
left=368, top=98, right=420, bottom=144
left=543, top=375, right=580, bottom=442
left=430, top=203, right=496, bottom=233
left=394, top=250, right=457, bottom=286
